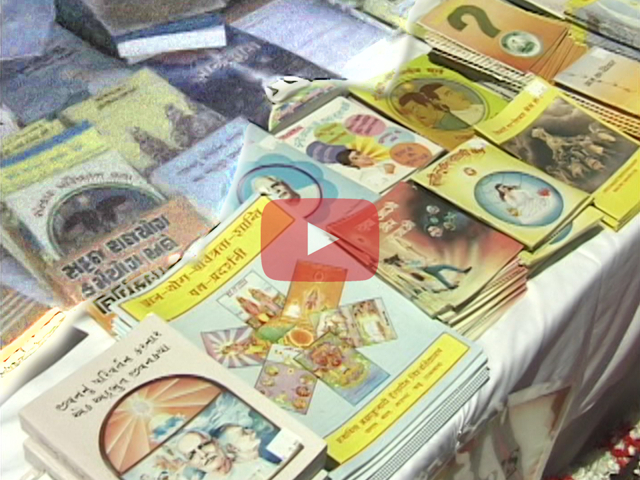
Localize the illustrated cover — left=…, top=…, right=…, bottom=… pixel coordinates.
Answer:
left=277, top=97, right=444, bottom=194
left=219, top=124, right=379, bottom=221
left=329, top=181, right=523, bottom=316
left=0, top=124, right=210, bottom=305
left=61, top=68, right=228, bottom=178
left=476, top=79, right=640, bottom=225
left=411, top=138, right=590, bottom=250
left=0, top=25, right=134, bottom=125
left=417, top=0, right=569, bottom=73
left=1, top=119, right=66, bottom=159
left=20, top=316, right=327, bottom=480
left=554, top=47, right=640, bottom=118
left=113, top=195, right=488, bottom=480
left=143, top=26, right=333, bottom=129
left=350, top=55, right=508, bottom=150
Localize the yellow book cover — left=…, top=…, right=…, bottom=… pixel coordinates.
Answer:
left=61, top=68, right=227, bottom=177
left=412, top=138, right=590, bottom=250
left=1, top=119, right=66, bottom=158
left=476, top=78, right=640, bottom=223
left=349, top=55, right=508, bottom=150
left=554, top=47, right=640, bottom=118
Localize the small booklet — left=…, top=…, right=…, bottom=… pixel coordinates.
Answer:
left=476, top=79, right=640, bottom=230
left=20, top=316, right=327, bottom=480
left=411, top=138, right=590, bottom=250
left=350, top=55, right=508, bottom=150
left=277, top=97, right=444, bottom=194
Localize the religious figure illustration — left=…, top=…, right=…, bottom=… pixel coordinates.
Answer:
left=383, top=254, right=472, bottom=291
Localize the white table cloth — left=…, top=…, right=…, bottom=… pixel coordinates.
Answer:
left=2, top=215, right=639, bottom=480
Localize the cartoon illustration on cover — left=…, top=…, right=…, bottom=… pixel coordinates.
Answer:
left=201, top=327, right=270, bottom=368
left=295, top=333, right=389, bottom=405
left=101, top=376, right=298, bottom=480
left=50, top=185, right=163, bottom=256
left=474, top=172, right=565, bottom=227
left=389, top=79, right=489, bottom=132
left=218, top=272, right=285, bottom=329
left=255, top=346, right=317, bottom=415
left=502, top=97, right=638, bottom=194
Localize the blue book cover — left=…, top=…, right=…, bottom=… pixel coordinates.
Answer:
left=220, top=124, right=379, bottom=221
left=0, top=25, right=134, bottom=125
left=144, top=26, right=333, bottom=129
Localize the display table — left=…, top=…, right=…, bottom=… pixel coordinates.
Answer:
left=2, top=216, right=639, bottom=480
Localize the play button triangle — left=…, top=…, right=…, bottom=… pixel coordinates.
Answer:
left=307, top=222, right=339, bottom=256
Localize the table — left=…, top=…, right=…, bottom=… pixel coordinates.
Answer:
left=2, top=215, right=639, bottom=480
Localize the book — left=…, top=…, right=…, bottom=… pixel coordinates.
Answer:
left=328, top=181, right=523, bottom=317
left=111, top=195, right=489, bottom=480
left=554, top=47, right=640, bottom=119
left=143, top=26, right=333, bottom=129
left=1, top=119, right=66, bottom=158
left=219, top=124, right=380, bottom=221
left=24, top=436, right=332, bottom=480
left=55, top=0, right=227, bottom=58
left=0, top=123, right=210, bottom=306
left=475, top=79, right=640, bottom=230
left=362, top=0, right=415, bottom=29
left=277, top=97, right=444, bottom=194
left=20, top=315, right=327, bottom=480
left=0, top=25, right=134, bottom=126
left=0, top=0, right=56, bottom=61
left=411, top=138, right=590, bottom=250
left=350, top=55, right=508, bottom=150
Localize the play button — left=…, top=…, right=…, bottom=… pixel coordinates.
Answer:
left=307, top=223, right=339, bottom=256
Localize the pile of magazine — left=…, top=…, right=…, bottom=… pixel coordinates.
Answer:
left=2, top=0, right=639, bottom=479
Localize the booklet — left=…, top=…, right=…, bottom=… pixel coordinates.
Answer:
left=350, top=55, right=508, bottom=150
left=20, top=316, right=327, bottom=480
left=0, top=123, right=210, bottom=305
left=411, top=138, right=590, bottom=250
left=476, top=79, right=640, bottom=228
left=328, top=181, right=523, bottom=316
left=112, top=195, right=488, bottom=480
left=277, top=97, right=444, bottom=194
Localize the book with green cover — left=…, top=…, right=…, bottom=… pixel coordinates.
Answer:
left=411, top=138, right=590, bottom=250
left=350, top=55, right=508, bottom=150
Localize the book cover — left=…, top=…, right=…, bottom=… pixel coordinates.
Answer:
left=350, top=55, right=508, bottom=150
left=219, top=124, right=379, bottom=221
left=0, top=25, right=134, bottom=125
left=565, top=0, right=640, bottom=50
left=476, top=79, right=640, bottom=223
left=143, top=26, right=333, bottom=129
left=554, top=47, right=640, bottom=118
left=1, top=119, right=66, bottom=158
left=113, top=195, right=488, bottom=480
left=411, top=138, right=590, bottom=250
left=61, top=68, right=228, bottom=177
left=20, top=316, right=327, bottom=480
left=277, top=97, right=444, bottom=194
left=362, top=0, right=415, bottom=29
left=417, top=0, right=569, bottom=72
left=329, top=181, right=523, bottom=316
left=1, top=124, right=210, bottom=305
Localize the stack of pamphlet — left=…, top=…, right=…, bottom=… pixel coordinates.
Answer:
left=104, top=194, right=489, bottom=480
left=476, top=79, right=640, bottom=231
left=20, top=317, right=328, bottom=480
left=553, top=47, right=640, bottom=139
left=55, top=0, right=228, bottom=60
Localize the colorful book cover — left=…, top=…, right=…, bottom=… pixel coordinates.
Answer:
left=554, top=47, right=640, bottom=118
left=350, top=55, right=508, bottom=150
left=1, top=119, right=66, bottom=158
left=0, top=25, right=134, bottom=125
left=61, top=68, right=228, bottom=177
left=411, top=138, right=590, bottom=250
left=417, top=0, right=569, bottom=72
left=19, top=317, right=327, bottom=480
left=277, top=97, right=444, bottom=194
left=113, top=195, right=487, bottom=480
left=1, top=123, right=209, bottom=305
left=219, top=124, right=379, bottom=221
left=476, top=79, right=640, bottom=223
left=143, top=26, right=333, bottom=129
left=329, top=181, right=523, bottom=316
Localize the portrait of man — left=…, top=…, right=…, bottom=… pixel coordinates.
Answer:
left=251, top=176, right=301, bottom=201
